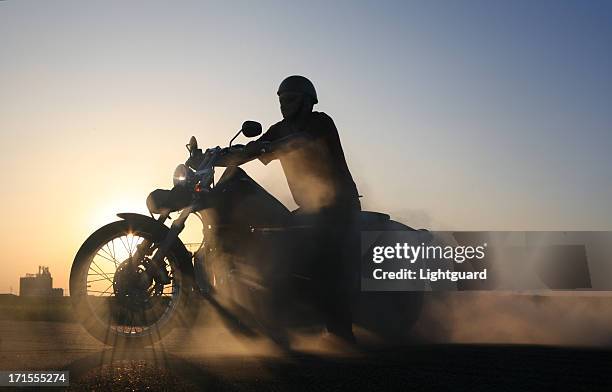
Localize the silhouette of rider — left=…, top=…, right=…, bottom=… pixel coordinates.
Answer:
left=244, top=76, right=361, bottom=343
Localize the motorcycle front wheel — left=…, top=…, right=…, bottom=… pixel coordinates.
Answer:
left=70, top=219, right=194, bottom=347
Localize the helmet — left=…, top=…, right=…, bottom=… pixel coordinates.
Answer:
left=277, top=75, right=318, bottom=104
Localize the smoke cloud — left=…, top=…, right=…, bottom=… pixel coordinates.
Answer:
left=412, top=292, right=612, bottom=347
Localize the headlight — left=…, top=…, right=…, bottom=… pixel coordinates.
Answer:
left=173, top=164, right=192, bottom=187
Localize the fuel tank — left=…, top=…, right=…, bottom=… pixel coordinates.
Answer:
left=207, top=167, right=292, bottom=228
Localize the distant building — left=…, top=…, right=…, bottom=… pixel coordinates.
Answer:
left=19, top=266, right=64, bottom=297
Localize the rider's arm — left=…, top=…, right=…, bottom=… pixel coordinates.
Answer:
left=213, top=145, right=258, bottom=167
left=214, top=132, right=313, bottom=167
left=253, top=132, right=314, bottom=165
left=213, top=122, right=280, bottom=167
left=214, top=119, right=316, bottom=167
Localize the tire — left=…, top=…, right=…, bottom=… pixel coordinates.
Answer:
left=70, top=219, right=195, bottom=347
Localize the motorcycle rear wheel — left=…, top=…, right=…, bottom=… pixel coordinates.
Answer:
left=70, top=219, right=194, bottom=347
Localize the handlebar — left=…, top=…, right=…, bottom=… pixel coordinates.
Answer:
left=184, top=133, right=311, bottom=190
left=190, top=133, right=312, bottom=171
left=169, top=130, right=317, bottom=207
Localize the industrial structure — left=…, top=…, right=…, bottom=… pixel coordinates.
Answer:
left=19, top=266, right=64, bottom=297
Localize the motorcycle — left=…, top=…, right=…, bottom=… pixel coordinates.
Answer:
left=70, top=121, right=424, bottom=347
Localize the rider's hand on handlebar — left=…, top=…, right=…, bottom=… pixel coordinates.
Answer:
left=244, top=140, right=271, bottom=157
left=186, top=148, right=204, bottom=170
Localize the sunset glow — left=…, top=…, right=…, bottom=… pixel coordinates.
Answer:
left=1, top=1, right=611, bottom=296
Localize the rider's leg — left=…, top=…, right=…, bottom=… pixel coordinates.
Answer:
left=312, top=210, right=357, bottom=343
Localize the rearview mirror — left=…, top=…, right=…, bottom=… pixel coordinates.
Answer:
left=241, top=121, right=262, bottom=138
left=187, top=136, right=198, bottom=152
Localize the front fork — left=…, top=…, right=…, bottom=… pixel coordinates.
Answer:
left=133, top=207, right=193, bottom=285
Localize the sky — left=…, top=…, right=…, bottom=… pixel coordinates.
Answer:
left=1, top=0, right=611, bottom=293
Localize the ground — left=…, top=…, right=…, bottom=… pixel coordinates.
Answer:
left=4, top=293, right=612, bottom=390
left=2, top=318, right=612, bottom=391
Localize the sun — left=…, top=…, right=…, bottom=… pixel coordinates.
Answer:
left=86, top=195, right=204, bottom=253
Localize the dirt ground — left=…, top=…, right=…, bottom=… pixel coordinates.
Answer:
left=3, top=293, right=612, bottom=390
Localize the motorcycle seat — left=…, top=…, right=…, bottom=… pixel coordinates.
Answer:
left=288, top=210, right=390, bottom=228
left=359, top=211, right=390, bottom=225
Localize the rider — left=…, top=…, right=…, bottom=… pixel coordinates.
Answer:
left=242, top=75, right=361, bottom=343
left=149, top=76, right=360, bottom=344
left=248, top=76, right=360, bottom=214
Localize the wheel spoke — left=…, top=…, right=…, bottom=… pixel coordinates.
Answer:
left=94, top=251, right=120, bottom=268
left=111, top=239, right=116, bottom=262
left=87, top=277, right=113, bottom=284
left=89, top=261, right=114, bottom=284
left=129, top=235, right=140, bottom=256
left=101, top=244, right=118, bottom=268
left=120, top=236, right=132, bottom=258
left=129, top=235, right=142, bottom=257
left=90, top=281, right=114, bottom=296
left=127, top=235, right=134, bottom=257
